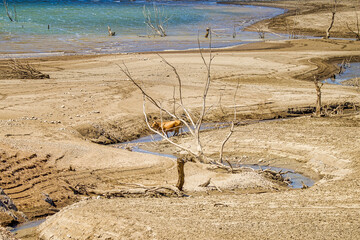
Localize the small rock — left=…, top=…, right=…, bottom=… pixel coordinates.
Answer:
left=61, top=105, right=65, bottom=108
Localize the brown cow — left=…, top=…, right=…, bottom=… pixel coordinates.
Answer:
left=151, top=120, right=182, bottom=137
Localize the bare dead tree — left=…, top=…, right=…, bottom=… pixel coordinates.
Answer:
left=3, top=0, right=13, bottom=22
left=285, top=18, right=299, bottom=39
left=119, top=33, right=242, bottom=164
left=253, top=25, right=266, bottom=40
left=346, top=8, right=360, bottom=41
left=314, top=76, right=324, bottom=117
left=324, top=0, right=338, bottom=39
left=143, top=3, right=170, bottom=37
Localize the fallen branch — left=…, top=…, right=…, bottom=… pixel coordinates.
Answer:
left=198, top=178, right=211, bottom=187
left=84, top=184, right=184, bottom=198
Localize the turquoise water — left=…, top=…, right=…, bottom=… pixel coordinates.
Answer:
left=0, top=1, right=284, bottom=56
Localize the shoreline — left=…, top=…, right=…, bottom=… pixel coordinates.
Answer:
left=0, top=2, right=285, bottom=58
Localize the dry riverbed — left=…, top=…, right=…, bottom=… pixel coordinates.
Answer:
left=1, top=1, right=360, bottom=237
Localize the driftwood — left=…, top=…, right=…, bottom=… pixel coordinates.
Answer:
left=301, top=181, right=309, bottom=189
left=198, top=178, right=222, bottom=192
left=8, top=59, right=50, bottom=79
left=88, top=185, right=183, bottom=198
left=107, top=26, right=115, bottom=36
left=198, top=178, right=211, bottom=187
left=257, top=167, right=292, bottom=185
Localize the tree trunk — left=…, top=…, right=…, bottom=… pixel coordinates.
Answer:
left=314, top=78, right=323, bottom=117
left=176, top=158, right=185, bottom=191
left=325, top=11, right=336, bottom=39
left=316, top=88, right=322, bottom=116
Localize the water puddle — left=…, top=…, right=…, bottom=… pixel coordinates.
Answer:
left=237, top=164, right=314, bottom=189
left=113, top=121, right=315, bottom=189
left=10, top=219, right=46, bottom=233
left=324, top=62, right=360, bottom=85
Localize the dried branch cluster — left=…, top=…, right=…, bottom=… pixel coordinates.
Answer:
left=8, top=59, right=50, bottom=79
left=346, top=8, right=360, bottom=41
left=143, top=3, right=170, bottom=37
left=3, top=0, right=17, bottom=22
left=67, top=182, right=183, bottom=198
left=119, top=32, right=241, bottom=169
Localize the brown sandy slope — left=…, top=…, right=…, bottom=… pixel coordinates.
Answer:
left=224, top=0, right=360, bottom=39
left=0, top=37, right=359, bottom=239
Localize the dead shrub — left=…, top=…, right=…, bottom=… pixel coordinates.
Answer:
left=8, top=59, right=50, bottom=79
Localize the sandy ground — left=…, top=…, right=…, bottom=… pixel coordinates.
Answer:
left=0, top=0, right=360, bottom=239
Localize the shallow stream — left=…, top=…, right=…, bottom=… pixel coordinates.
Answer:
left=113, top=121, right=315, bottom=189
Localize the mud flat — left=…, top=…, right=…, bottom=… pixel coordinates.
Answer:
left=1, top=1, right=360, bottom=238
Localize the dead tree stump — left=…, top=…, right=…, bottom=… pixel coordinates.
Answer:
left=176, top=158, right=185, bottom=191
left=314, top=77, right=323, bottom=117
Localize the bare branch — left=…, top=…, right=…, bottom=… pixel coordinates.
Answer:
left=3, top=0, right=13, bottom=22
left=157, top=54, right=196, bottom=133
left=142, top=96, right=199, bottom=156
left=346, top=8, right=360, bottom=41
left=143, top=3, right=170, bottom=37
left=195, top=30, right=214, bottom=155
left=219, top=82, right=239, bottom=163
